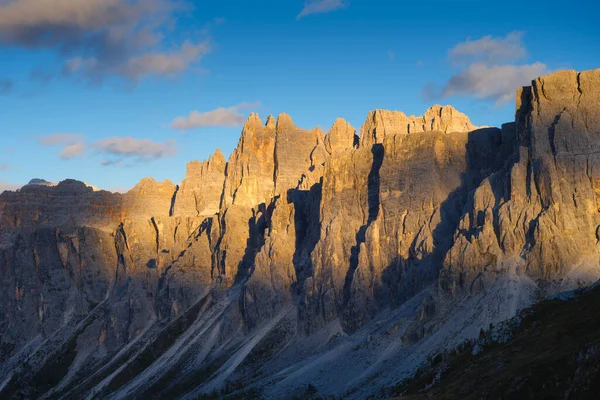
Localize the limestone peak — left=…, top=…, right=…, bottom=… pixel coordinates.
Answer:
left=276, top=112, right=294, bottom=131
left=243, top=112, right=264, bottom=131
left=359, top=105, right=480, bottom=147
left=209, top=148, right=226, bottom=167
left=265, top=115, right=276, bottom=129
left=418, top=104, right=478, bottom=133
left=326, top=118, right=356, bottom=153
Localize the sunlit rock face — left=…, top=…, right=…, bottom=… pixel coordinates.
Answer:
left=172, top=149, right=227, bottom=217
left=440, top=70, right=600, bottom=297
left=0, top=69, right=599, bottom=399
left=359, top=105, right=479, bottom=148
left=325, top=118, right=357, bottom=154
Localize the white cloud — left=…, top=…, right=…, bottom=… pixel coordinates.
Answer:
left=37, top=133, right=84, bottom=146
left=36, top=133, right=176, bottom=165
left=0, top=0, right=167, bottom=52
left=424, top=32, right=547, bottom=106
left=94, top=136, right=176, bottom=163
left=100, top=159, right=127, bottom=167
left=0, top=0, right=210, bottom=81
left=119, top=41, right=209, bottom=79
left=37, top=133, right=87, bottom=158
left=441, top=62, right=547, bottom=105
left=0, top=0, right=158, bottom=38
left=59, top=142, right=85, bottom=159
left=297, top=0, right=349, bottom=20
left=449, top=31, right=527, bottom=65
left=64, top=40, right=211, bottom=81
left=171, top=102, right=261, bottom=130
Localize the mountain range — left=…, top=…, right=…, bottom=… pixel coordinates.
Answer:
left=1, top=68, right=599, bottom=399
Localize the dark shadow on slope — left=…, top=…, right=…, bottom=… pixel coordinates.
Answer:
left=0, top=288, right=106, bottom=400
left=0, top=321, right=92, bottom=400
left=288, top=181, right=323, bottom=293
left=369, top=127, right=518, bottom=331
left=154, top=217, right=215, bottom=320
left=233, top=201, right=275, bottom=285
left=343, top=144, right=385, bottom=307
left=169, top=184, right=179, bottom=217
left=58, top=294, right=213, bottom=399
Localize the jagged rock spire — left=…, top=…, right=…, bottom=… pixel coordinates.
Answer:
left=265, top=115, right=276, bottom=129
left=325, top=118, right=356, bottom=153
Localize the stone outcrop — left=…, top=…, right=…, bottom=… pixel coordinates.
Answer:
left=0, top=69, right=598, bottom=399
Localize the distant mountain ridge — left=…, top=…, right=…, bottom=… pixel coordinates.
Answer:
left=0, top=69, right=599, bottom=399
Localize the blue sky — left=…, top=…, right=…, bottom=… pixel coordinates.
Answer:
left=0, top=0, right=598, bottom=192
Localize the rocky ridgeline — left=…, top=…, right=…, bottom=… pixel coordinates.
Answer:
left=0, top=69, right=599, bottom=398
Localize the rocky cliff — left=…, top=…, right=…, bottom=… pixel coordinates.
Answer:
left=0, top=69, right=599, bottom=399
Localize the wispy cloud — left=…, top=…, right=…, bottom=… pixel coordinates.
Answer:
left=440, top=62, right=547, bottom=105
left=297, top=0, right=349, bottom=20
left=64, top=40, right=211, bottom=81
left=0, top=163, right=8, bottom=171
left=36, top=133, right=84, bottom=146
left=449, top=31, right=527, bottom=65
left=94, top=137, right=176, bottom=164
left=59, top=142, right=86, bottom=159
left=171, top=101, right=261, bottom=130
left=423, top=32, right=547, bottom=106
left=35, top=133, right=176, bottom=165
left=36, top=133, right=87, bottom=159
left=0, top=0, right=210, bottom=82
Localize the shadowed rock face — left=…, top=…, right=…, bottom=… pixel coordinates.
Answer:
left=0, top=69, right=599, bottom=399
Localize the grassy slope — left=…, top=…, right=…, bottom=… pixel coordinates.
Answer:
left=388, top=285, right=600, bottom=400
